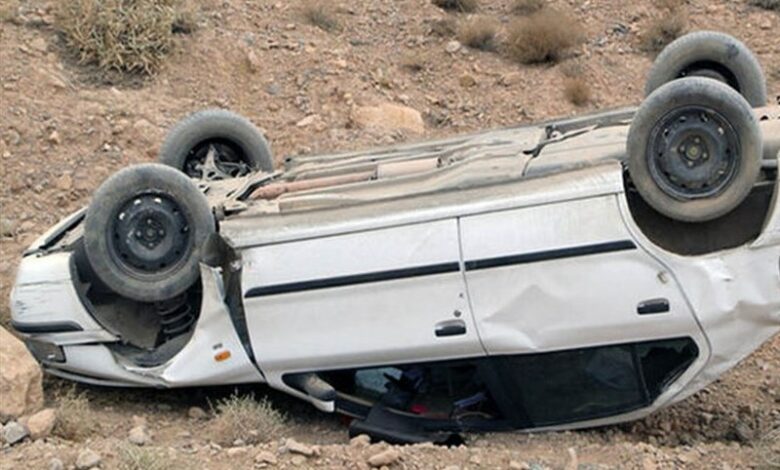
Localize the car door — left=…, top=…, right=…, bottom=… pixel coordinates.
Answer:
left=240, top=219, right=484, bottom=376
left=459, top=195, right=705, bottom=356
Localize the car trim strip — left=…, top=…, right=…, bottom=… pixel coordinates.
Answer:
left=11, top=319, right=84, bottom=334
left=463, top=240, right=637, bottom=271
left=245, top=262, right=462, bottom=298
left=245, top=240, right=636, bottom=298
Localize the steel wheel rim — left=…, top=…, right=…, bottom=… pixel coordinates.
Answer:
left=183, top=139, right=252, bottom=180
left=647, top=105, right=741, bottom=200
left=108, top=193, right=192, bottom=278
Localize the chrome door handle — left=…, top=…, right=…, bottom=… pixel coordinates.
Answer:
left=435, top=319, right=467, bottom=337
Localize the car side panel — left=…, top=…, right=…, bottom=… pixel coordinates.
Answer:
left=240, top=220, right=484, bottom=374
left=460, top=195, right=706, bottom=355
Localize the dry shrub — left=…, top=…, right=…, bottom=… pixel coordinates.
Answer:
left=53, top=387, right=98, bottom=441
left=506, top=9, right=584, bottom=64
left=641, top=13, right=687, bottom=52
left=302, top=1, right=339, bottom=32
left=512, top=0, right=545, bottom=15
left=210, top=393, right=286, bottom=445
left=432, top=0, right=479, bottom=13
left=55, top=0, right=194, bottom=76
left=563, top=77, right=591, bottom=106
left=429, top=17, right=457, bottom=37
left=748, top=0, right=780, bottom=10
left=458, top=17, right=498, bottom=51
left=118, top=445, right=177, bottom=470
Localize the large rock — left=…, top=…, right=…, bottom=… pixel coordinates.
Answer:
left=27, top=408, right=56, bottom=440
left=0, top=326, right=44, bottom=421
left=351, top=103, right=425, bottom=134
left=2, top=421, right=29, bottom=445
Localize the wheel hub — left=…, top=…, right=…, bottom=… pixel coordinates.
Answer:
left=185, top=141, right=252, bottom=180
left=648, top=105, right=741, bottom=200
left=110, top=194, right=191, bottom=275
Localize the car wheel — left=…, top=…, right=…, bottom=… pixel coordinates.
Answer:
left=83, top=164, right=215, bottom=303
left=645, top=31, right=767, bottom=108
left=628, top=78, right=763, bottom=223
left=159, top=109, right=273, bottom=179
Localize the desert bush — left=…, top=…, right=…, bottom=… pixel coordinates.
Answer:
left=302, top=1, right=339, bottom=32
left=429, top=17, right=458, bottom=37
left=210, top=393, right=286, bottom=445
left=55, top=0, right=194, bottom=76
left=53, top=387, right=98, bottom=441
left=563, top=77, right=591, bottom=106
left=641, top=13, right=687, bottom=52
left=118, top=445, right=177, bottom=470
left=506, top=9, right=583, bottom=64
left=432, top=0, right=479, bottom=13
left=512, top=0, right=545, bottom=15
left=458, top=17, right=498, bottom=51
left=748, top=0, right=780, bottom=10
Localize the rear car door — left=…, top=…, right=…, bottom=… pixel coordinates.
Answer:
left=240, top=219, right=484, bottom=375
left=459, top=195, right=707, bottom=426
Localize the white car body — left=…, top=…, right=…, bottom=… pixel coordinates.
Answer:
left=11, top=105, right=780, bottom=436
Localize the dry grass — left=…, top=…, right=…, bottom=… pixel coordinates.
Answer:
left=563, top=77, right=591, bottom=106
left=506, top=9, right=584, bottom=64
left=210, top=393, right=286, bottom=445
left=432, top=0, right=479, bottom=13
left=301, top=1, right=339, bottom=32
left=55, top=0, right=194, bottom=76
left=118, top=445, right=178, bottom=470
left=458, top=17, right=498, bottom=51
left=748, top=0, right=780, bottom=10
left=53, top=387, right=98, bottom=441
left=641, top=13, right=687, bottom=52
left=429, top=17, right=458, bottom=37
left=512, top=0, right=545, bottom=15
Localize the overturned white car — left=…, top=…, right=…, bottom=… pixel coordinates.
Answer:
left=10, top=32, right=780, bottom=442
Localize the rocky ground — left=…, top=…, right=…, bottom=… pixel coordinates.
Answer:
left=1, top=0, right=779, bottom=468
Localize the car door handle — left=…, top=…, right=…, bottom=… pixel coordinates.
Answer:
left=637, top=298, right=670, bottom=315
left=435, top=319, right=467, bottom=337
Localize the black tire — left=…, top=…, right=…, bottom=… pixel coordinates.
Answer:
left=645, top=31, right=767, bottom=108
left=83, top=164, right=215, bottom=303
left=628, top=78, right=763, bottom=223
left=159, top=109, right=273, bottom=179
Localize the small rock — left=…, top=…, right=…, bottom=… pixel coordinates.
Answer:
left=48, top=130, right=60, bottom=145
left=188, top=406, right=207, bottom=420
left=128, top=425, right=149, bottom=446
left=27, top=408, right=56, bottom=440
left=510, top=462, right=530, bottom=470
left=296, top=115, right=318, bottom=127
left=75, top=449, right=101, bottom=470
left=49, top=458, right=65, bottom=470
left=565, top=448, right=578, bottom=470
left=0, top=327, right=44, bottom=421
left=246, top=49, right=261, bottom=73
left=55, top=174, right=72, bottom=191
left=734, top=422, right=754, bottom=442
left=368, top=448, right=400, bottom=467
left=469, top=455, right=482, bottom=465
left=350, top=434, right=371, bottom=447
left=2, top=421, right=29, bottom=445
left=255, top=450, right=278, bottom=465
left=351, top=103, right=425, bottom=134
left=0, top=217, right=14, bottom=237
left=291, top=455, right=306, bottom=466
left=227, top=446, right=248, bottom=457
left=445, top=40, right=461, bottom=53
left=285, top=438, right=317, bottom=456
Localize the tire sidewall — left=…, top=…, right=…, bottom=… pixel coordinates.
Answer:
left=629, top=78, right=763, bottom=223
left=645, top=31, right=767, bottom=108
left=159, top=110, right=273, bottom=174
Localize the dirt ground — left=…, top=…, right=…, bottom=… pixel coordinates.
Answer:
left=1, top=0, right=779, bottom=468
